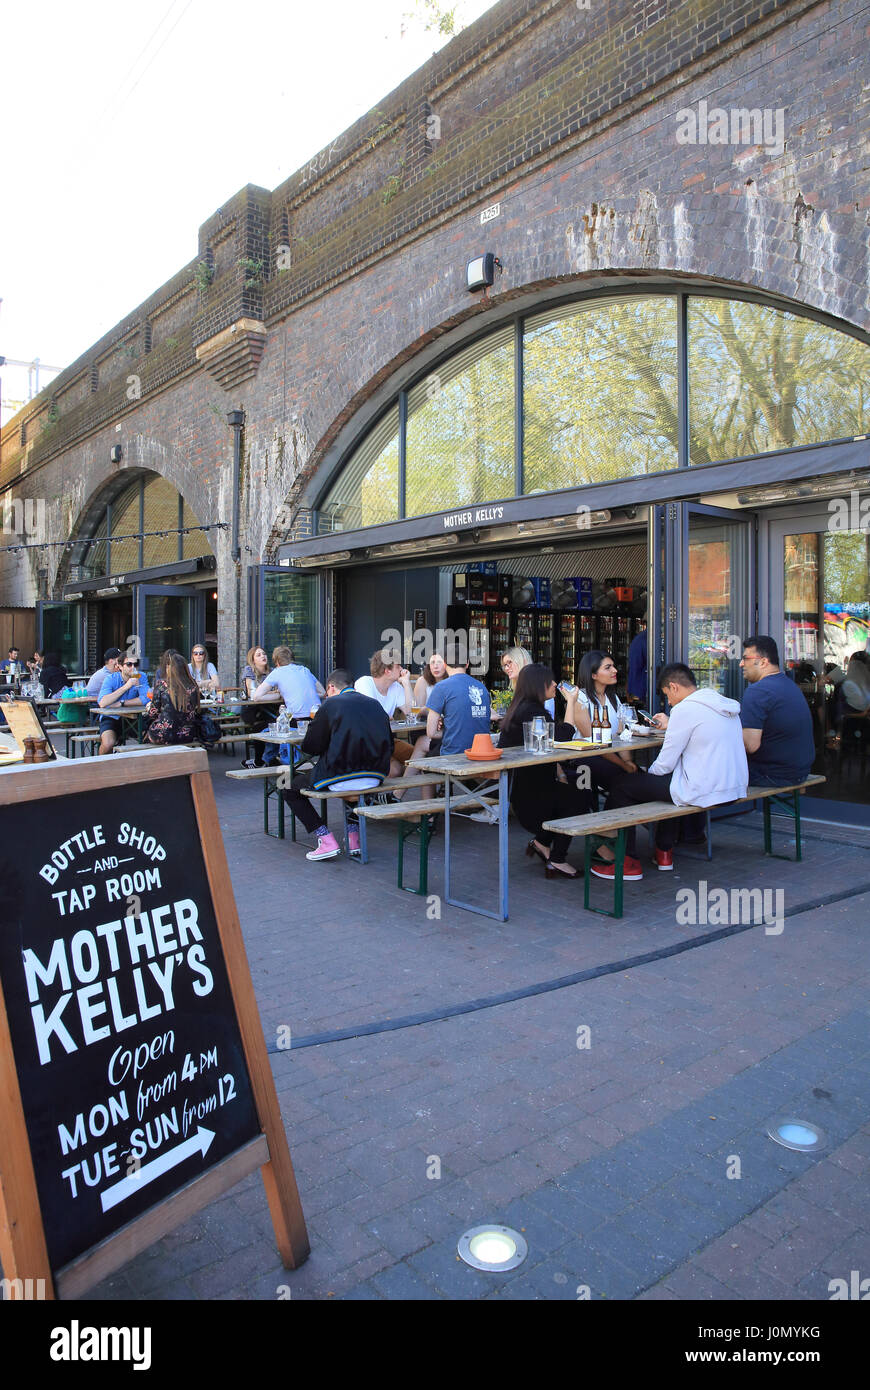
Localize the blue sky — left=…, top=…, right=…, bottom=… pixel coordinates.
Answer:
left=0, top=0, right=494, bottom=419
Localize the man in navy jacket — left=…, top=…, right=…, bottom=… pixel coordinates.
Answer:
left=281, top=670, right=392, bottom=861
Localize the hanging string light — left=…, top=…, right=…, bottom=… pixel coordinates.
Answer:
left=0, top=521, right=229, bottom=555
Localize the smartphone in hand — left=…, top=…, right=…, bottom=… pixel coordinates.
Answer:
left=558, top=681, right=577, bottom=696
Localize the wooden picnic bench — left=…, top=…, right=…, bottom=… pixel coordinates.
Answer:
left=44, top=722, right=98, bottom=757
left=543, top=774, right=827, bottom=918
left=357, top=791, right=497, bottom=894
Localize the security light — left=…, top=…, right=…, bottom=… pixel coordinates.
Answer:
left=466, top=254, right=501, bottom=292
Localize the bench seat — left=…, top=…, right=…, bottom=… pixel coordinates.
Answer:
left=542, top=775, right=826, bottom=917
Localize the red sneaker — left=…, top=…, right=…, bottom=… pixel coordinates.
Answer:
left=653, top=848, right=674, bottom=871
left=590, top=855, right=644, bottom=881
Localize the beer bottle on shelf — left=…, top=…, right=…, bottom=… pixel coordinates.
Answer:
left=600, top=701, right=612, bottom=745
left=591, top=704, right=602, bottom=744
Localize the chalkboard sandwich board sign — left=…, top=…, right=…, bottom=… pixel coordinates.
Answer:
left=0, top=746, right=308, bottom=1298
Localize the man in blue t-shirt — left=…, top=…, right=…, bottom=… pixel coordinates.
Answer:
left=98, top=656, right=150, bottom=755
left=739, top=635, right=815, bottom=786
left=425, top=644, right=491, bottom=757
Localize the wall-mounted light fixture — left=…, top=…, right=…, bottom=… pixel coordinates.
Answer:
left=110, top=444, right=123, bottom=463
left=466, top=253, right=502, bottom=292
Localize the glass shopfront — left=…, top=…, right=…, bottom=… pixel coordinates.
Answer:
left=769, top=498, right=870, bottom=818
left=283, top=284, right=869, bottom=823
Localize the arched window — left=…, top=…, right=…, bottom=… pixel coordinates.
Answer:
left=71, top=471, right=213, bottom=579
left=316, top=290, right=870, bottom=534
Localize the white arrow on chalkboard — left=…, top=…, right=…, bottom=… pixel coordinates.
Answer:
left=100, top=1127, right=215, bottom=1213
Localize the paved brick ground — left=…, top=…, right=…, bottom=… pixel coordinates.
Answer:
left=74, top=765, right=870, bottom=1300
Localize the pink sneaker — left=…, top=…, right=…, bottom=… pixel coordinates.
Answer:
left=347, top=828, right=361, bottom=857
left=306, top=833, right=341, bottom=861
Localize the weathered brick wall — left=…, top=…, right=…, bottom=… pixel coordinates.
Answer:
left=1, top=0, right=866, bottom=674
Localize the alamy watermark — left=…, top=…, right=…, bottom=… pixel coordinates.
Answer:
left=828, top=1270, right=870, bottom=1299
left=2, top=494, right=46, bottom=544
left=676, top=880, right=784, bottom=934
left=379, top=623, right=488, bottom=676
left=676, top=101, right=784, bottom=157
left=827, top=491, right=870, bottom=533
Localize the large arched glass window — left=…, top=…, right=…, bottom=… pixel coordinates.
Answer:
left=688, top=298, right=870, bottom=464
left=315, top=290, right=869, bottom=533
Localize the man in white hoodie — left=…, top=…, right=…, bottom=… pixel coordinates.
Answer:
left=601, top=662, right=748, bottom=874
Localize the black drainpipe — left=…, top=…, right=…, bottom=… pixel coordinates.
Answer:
left=227, top=409, right=245, bottom=685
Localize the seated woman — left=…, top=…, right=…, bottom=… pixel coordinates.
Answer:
left=561, top=648, right=643, bottom=876
left=500, top=646, right=533, bottom=691
left=40, top=650, right=68, bottom=698
left=188, top=643, right=221, bottom=695
left=501, top=646, right=555, bottom=717
left=498, top=663, right=595, bottom=879
left=146, top=651, right=201, bottom=744
left=407, top=653, right=449, bottom=771
left=27, top=650, right=44, bottom=680
left=413, top=652, right=447, bottom=710
left=240, top=645, right=273, bottom=767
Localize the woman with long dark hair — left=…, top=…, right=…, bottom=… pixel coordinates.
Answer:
left=413, top=652, right=447, bottom=709
left=146, top=651, right=201, bottom=744
left=566, top=649, right=643, bottom=878
left=39, top=650, right=68, bottom=697
left=498, top=663, right=594, bottom=879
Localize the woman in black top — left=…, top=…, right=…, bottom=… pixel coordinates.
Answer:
left=499, top=663, right=595, bottom=879
left=40, top=651, right=68, bottom=697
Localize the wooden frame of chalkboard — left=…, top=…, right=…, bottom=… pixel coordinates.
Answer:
left=0, top=747, right=309, bottom=1299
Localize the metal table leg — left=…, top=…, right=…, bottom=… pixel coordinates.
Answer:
left=443, top=769, right=510, bottom=921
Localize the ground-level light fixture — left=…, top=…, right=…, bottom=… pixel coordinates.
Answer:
left=766, top=1117, right=826, bottom=1153
left=457, top=1224, right=527, bottom=1272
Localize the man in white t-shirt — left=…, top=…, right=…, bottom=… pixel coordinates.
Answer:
left=354, top=647, right=413, bottom=777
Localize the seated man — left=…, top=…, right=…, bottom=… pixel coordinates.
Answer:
left=0, top=646, right=21, bottom=678
left=251, top=645, right=323, bottom=720
left=600, top=662, right=748, bottom=876
left=739, top=635, right=815, bottom=785
left=281, top=669, right=393, bottom=862
left=87, top=647, right=122, bottom=698
left=354, top=648, right=414, bottom=778
left=97, top=656, right=150, bottom=754
left=403, top=642, right=491, bottom=802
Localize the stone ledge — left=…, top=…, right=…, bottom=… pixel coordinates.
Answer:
left=195, top=318, right=267, bottom=389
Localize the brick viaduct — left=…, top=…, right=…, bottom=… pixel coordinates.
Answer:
left=1, top=0, right=867, bottom=670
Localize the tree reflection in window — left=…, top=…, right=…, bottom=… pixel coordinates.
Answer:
left=319, top=406, right=399, bottom=533
left=689, top=298, right=870, bottom=464
left=523, top=297, right=679, bottom=491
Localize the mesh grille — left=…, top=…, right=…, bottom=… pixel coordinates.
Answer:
left=406, top=327, right=514, bottom=515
